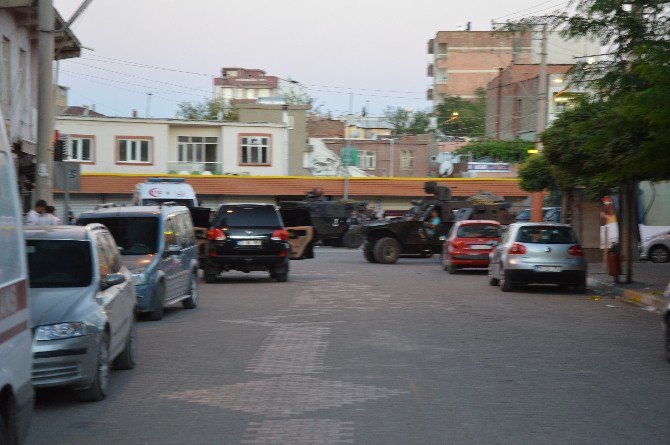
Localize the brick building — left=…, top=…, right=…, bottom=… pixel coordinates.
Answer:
left=213, top=68, right=308, bottom=106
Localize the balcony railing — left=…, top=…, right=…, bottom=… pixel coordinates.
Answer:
left=167, top=161, right=223, bottom=175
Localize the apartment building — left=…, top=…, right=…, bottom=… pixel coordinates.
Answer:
left=426, top=30, right=600, bottom=107
left=213, top=68, right=308, bottom=106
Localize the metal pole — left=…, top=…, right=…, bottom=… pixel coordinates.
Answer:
left=146, top=92, right=152, bottom=117
left=36, top=0, right=55, bottom=204
left=531, top=23, right=548, bottom=223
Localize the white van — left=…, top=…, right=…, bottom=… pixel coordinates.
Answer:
left=0, top=110, right=32, bottom=443
left=132, top=178, right=198, bottom=208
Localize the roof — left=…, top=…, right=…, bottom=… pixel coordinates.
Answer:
left=61, top=174, right=529, bottom=199
left=61, top=106, right=106, bottom=117
left=78, top=205, right=188, bottom=218
left=24, top=225, right=91, bottom=241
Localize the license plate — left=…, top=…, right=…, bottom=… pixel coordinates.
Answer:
left=470, top=245, right=490, bottom=250
left=535, top=265, right=561, bottom=272
left=238, top=240, right=262, bottom=246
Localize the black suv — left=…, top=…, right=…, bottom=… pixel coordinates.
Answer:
left=205, top=204, right=291, bottom=283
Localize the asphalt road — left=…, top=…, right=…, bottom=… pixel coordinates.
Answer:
left=28, top=248, right=670, bottom=444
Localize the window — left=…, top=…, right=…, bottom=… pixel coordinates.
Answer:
left=26, top=240, right=92, bottom=288
left=240, top=135, right=271, bottom=165
left=400, top=150, right=415, bottom=169
left=359, top=150, right=376, bottom=169
left=1, top=37, right=10, bottom=107
left=69, top=136, right=94, bottom=162
left=117, top=137, right=152, bottom=163
left=177, top=136, right=217, bottom=163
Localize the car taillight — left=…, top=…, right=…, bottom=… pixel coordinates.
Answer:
left=271, top=229, right=289, bottom=241
left=452, top=240, right=466, bottom=249
left=568, top=244, right=584, bottom=256
left=509, top=243, right=526, bottom=255
left=208, top=228, right=226, bottom=241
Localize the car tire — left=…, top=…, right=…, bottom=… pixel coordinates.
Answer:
left=374, top=237, right=400, bottom=264
left=204, top=265, right=218, bottom=283
left=147, top=283, right=165, bottom=321
left=573, top=279, right=587, bottom=294
left=500, top=269, right=514, bottom=292
left=343, top=231, right=363, bottom=249
left=182, top=271, right=199, bottom=309
left=76, top=332, right=110, bottom=402
left=649, top=245, right=670, bottom=263
left=447, top=263, right=458, bottom=274
left=0, top=395, right=16, bottom=445
left=363, top=242, right=377, bottom=263
left=272, top=263, right=289, bottom=282
left=113, top=319, right=136, bottom=370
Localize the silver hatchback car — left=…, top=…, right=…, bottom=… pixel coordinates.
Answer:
left=488, top=223, right=587, bottom=293
left=25, top=224, right=137, bottom=402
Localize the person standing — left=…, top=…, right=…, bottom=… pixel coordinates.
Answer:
left=45, top=206, right=62, bottom=225
left=25, top=199, right=48, bottom=225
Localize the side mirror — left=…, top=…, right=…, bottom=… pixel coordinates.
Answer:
left=101, top=273, right=126, bottom=290
left=165, top=244, right=181, bottom=257
left=439, top=236, right=446, bottom=242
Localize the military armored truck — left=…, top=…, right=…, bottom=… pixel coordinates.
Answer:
left=361, top=182, right=513, bottom=264
left=279, top=188, right=369, bottom=247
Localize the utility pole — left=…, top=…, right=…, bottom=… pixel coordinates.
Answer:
left=35, top=0, right=55, bottom=204
left=146, top=92, right=152, bottom=118
left=530, top=23, right=548, bottom=222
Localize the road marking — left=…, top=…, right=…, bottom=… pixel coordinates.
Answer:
left=241, top=419, right=354, bottom=445
left=247, top=325, right=330, bottom=374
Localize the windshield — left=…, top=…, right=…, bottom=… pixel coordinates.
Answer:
left=27, top=240, right=92, bottom=288
left=515, top=226, right=577, bottom=244
left=79, top=217, right=159, bottom=255
left=456, top=224, right=500, bottom=238
left=142, top=199, right=194, bottom=208
left=214, top=206, right=281, bottom=228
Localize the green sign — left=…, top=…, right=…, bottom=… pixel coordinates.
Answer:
left=341, top=146, right=359, bottom=166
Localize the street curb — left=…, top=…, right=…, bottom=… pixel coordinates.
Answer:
left=587, top=276, right=664, bottom=311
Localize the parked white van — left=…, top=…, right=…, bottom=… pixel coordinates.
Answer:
left=0, top=110, right=32, bottom=443
left=131, top=178, right=198, bottom=208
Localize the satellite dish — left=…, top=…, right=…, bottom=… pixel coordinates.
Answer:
left=439, top=160, right=454, bottom=177
left=436, top=152, right=451, bottom=164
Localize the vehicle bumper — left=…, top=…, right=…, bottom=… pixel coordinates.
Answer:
left=450, top=252, right=491, bottom=267
left=15, top=379, right=33, bottom=444
left=507, top=269, right=586, bottom=285
left=209, top=251, right=289, bottom=271
left=31, top=334, right=99, bottom=389
left=134, top=283, right=154, bottom=312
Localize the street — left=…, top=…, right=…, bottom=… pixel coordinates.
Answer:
left=28, top=248, right=670, bottom=444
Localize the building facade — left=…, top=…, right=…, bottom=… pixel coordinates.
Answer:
left=213, top=68, right=308, bottom=106
left=55, top=116, right=289, bottom=176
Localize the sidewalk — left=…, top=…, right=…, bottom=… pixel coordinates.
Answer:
left=587, top=261, right=669, bottom=311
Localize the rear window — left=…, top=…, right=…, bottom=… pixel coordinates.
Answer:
left=456, top=224, right=500, bottom=238
left=27, top=240, right=92, bottom=288
left=515, top=226, right=576, bottom=244
left=78, top=217, right=159, bottom=255
left=213, top=206, right=282, bottom=228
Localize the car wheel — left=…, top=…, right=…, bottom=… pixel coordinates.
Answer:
left=573, top=278, right=587, bottom=294
left=343, top=231, right=363, bottom=249
left=0, top=396, right=16, bottom=445
left=76, top=332, right=110, bottom=402
left=182, top=271, right=199, bottom=309
left=204, top=265, right=218, bottom=283
left=500, top=269, right=514, bottom=292
left=649, top=245, right=670, bottom=263
left=363, top=242, right=377, bottom=263
left=373, top=237, right=400, bottom=264
left=272, top=263, right=289, bottom=282
left=147, top=283, right=165, bottom=321
left=447, top=262, right=458, bottom=274
left=113, top=319, right=136, bottom=370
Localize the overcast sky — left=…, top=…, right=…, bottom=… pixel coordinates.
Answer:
left=54, top=0, right=571, bottom=118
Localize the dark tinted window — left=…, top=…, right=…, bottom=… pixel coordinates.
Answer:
left=27, top=240, right=92, bottom=288
left=142, top=199, right=194, bottom=208
left=515, top=226, right=576, bottom=244
left=78, top=217, right=159, bottom=255
left=456, top=224, right=500, bottom=238
left=213, top=206, right=282, bottom=228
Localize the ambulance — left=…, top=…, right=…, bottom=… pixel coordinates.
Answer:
left=131, top=178, right=198, bottom=208
left=0, top=109, right=32, bottom=443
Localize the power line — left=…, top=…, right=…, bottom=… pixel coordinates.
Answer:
left=494, top=0, right=562, bottom=21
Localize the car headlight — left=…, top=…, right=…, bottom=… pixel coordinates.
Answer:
left=642, top=237, right=653, bottom=242
left=131, top=270, right=147, bottom=285
left=35, top=322, right=87, bottom=341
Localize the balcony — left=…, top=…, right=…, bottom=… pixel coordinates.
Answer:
left=167, top=161, right=223, bottom=175
left=427, top=64, right=434, bottom=77
left=427, top=39, right=434, bottom=54
left=426, top=89, right=434, bottom=101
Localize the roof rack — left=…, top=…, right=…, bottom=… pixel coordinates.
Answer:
left=147, top=178, right=185, bottom=183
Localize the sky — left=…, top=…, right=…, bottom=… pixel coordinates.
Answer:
left=54, top=0, right=572, bottom=118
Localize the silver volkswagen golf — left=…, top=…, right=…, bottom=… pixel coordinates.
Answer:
left=25, top=224, right=137, bottom=402
left=488, top=222, right=587, bottom=293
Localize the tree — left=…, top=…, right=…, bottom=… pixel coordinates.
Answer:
left=518, top=154, right=553, bottom=192
left=406, top=111, right=431, bottom=135
left=176, top=98, right=238, bottom=121
left=453, top=139, right=533, bottom=163
left=514, top=0, right=670, bottom=283
left=435, top=87, right=486, bottom=137
left=383, top=107, right=410, bottom=135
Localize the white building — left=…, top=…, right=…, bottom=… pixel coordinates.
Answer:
left=213, top=67, right=308, bottom=106
left=55, top=116, right=290, bottom=176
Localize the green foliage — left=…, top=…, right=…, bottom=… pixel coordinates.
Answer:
left=383, top=107, right=410, bottom=135
left=435, top=88, right=486, bottom=137
left=518, top=154, right=553, bottom=192
left=406, top=111, right=431, bottom=135
left=454, top=139, right=534, bottom=163
left=176, top=98, right=238, bottom=121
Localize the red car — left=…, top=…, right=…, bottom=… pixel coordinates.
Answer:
left=441, top=220, right=502, bottom=273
